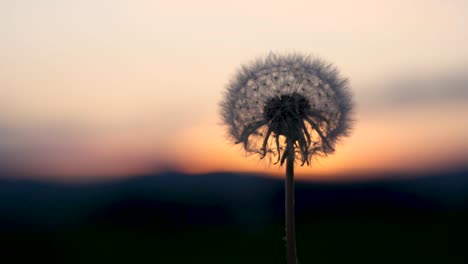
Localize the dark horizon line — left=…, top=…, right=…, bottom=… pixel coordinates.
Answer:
left=1, top=164, right=467, bottom=186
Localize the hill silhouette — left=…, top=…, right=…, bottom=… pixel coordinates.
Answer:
left=0, top=169, right=466, bottom=263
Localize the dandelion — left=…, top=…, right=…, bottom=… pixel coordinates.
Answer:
left=220, top=52, right=353, bottom=264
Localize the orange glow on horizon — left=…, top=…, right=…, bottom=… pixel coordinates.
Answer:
left=7, top=102, right=468, bottom=183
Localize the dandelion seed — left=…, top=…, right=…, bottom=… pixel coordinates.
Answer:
left=221, top=53, right=353, bottom=164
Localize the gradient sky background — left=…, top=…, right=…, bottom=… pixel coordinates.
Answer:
left=1, top=0, right=468, bottom=182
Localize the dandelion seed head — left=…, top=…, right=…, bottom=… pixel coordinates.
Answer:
left=220, top=52, right=353, bottom=166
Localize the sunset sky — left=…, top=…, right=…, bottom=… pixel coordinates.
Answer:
left=1, top=0, right=468, bottom=182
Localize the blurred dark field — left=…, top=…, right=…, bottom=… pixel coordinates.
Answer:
left=1, top=170, right=467, bottom=264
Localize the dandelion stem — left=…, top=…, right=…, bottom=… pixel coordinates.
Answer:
left=285, top=138, right=297, bottom=264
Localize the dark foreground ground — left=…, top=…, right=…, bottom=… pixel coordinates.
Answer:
left=1, top=169, right=467, bottom=263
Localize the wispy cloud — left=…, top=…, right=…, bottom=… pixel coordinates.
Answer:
left=361, top=68, right=468, bottom=110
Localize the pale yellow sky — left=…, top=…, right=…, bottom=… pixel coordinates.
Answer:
left=1, top=0, right=468, bottom=181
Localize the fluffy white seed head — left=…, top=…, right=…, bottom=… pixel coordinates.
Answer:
left=220, top=53, right=353, bottom=166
